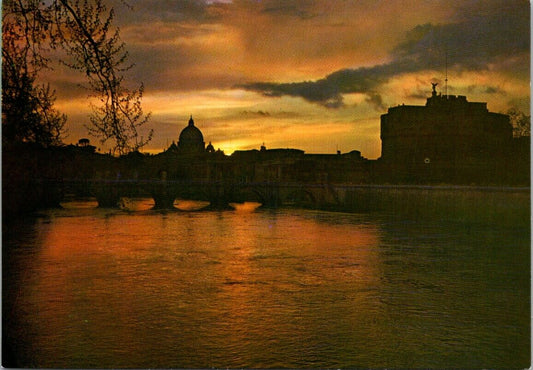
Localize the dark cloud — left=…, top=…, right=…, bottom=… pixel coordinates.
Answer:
left=53, top=80, right=89, bottom=100
left=464, top=84, right=508, bottom=96
left=365, top=92, right=386, bottom=111
left=241, top=79, right=343, bottom=108
left=484, top=86, right=505, bottom=95
left=241, top=110, right=271, bottom=116
left=394, top=1, right=530, bottom=70
left=240, top=0, right=529, bottom=108
left=123, top=41, right=248, bottom=92
left=113, top=0, right=223, bottom=24
left=260, top=0, right=317, bottom=20
left=240, top=62, right=418, bottom=108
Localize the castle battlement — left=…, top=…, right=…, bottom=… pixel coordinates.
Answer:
left=425, top=93, right=488, bottom=112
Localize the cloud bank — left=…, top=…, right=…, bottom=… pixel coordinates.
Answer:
left=240, top=0, right=529, bottom=108
left=50, top=0, right=530, bottom=157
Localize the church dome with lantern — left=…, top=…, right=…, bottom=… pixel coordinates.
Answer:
left=178, top=116, right=205, bottom=154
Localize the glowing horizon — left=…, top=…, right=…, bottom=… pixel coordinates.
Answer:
left=47, top=0, right=529, bottom=159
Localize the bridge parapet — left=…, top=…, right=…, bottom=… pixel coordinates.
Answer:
left=56, top=179, right=340, bottom=208
left=34, top=178, right=526, bottom=214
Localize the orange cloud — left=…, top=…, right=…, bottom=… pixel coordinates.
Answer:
left=43, top=0, right=528, bottom=160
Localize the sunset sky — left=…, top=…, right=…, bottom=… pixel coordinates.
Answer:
left=52, top=0, right=530, bottom=158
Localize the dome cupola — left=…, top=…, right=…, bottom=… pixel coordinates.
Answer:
left=178, top=115, right=205, bottom=154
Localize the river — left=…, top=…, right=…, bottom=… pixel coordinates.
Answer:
left=2, top=197, right=530, bottom=368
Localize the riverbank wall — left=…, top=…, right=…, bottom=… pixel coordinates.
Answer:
left=336, top=185, right=530, bottom=226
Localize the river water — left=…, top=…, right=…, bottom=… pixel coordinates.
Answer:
left=3, top=198, right=530, bottom=369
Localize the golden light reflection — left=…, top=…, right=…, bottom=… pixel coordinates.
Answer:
left=32, top=214, right=195, bottom=366
left=174, top=199, right=210, bottom=211
left=60, top=199, right=99, bottom=209
left=210, top=210, right=385, bottom=353
left=118, top=197, right=155, bottom=211
left=23, top=200, right=391, bottom=368
left=228, top=202, right=262, bottom=212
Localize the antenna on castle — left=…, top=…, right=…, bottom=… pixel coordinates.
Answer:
left=445, top=49, right=448, bottom=98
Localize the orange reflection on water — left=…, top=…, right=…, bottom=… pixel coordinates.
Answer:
left=204, top=210, right=383, bottom=367
left=174, top=199, right=210, bottom=211
left=26, top=206, right=384, bottom=368
left=60, top=198, right=99, bottom=209
left=229, top=202, right=263, bottom=212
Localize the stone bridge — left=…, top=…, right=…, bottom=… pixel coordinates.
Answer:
left=46, top=178, right=343, bottom=209
left=34, top=177, right=529, bottom=221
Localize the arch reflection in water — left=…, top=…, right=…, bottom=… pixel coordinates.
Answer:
left=229, top=201, right=262, bottom=212
left=174, top=199, right=211, bottom=211
left=60, top=197, right=99, bottom=209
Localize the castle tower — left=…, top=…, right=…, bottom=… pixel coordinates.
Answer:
left=379, top=84, right=512, bottom=182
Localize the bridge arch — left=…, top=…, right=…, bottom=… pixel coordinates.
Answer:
left=233, top=185, right=268, bottom=204
left=284, top=187, right=317, bottom=207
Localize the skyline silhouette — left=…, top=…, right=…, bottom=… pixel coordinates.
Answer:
left=41, top=0, right=529, bottom=158
left=3, top=83, right=529, bottom=216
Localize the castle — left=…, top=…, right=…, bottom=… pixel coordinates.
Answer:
left=378, top=84, right=523, bottom=183
left=381, top=84, right=512, bottom=164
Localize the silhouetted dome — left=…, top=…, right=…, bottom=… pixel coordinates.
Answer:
left=178, top=116, right=205, bottom=154
left=206, top=141, right=215, bottom=153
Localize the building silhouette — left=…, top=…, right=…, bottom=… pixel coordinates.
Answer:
left=381, top=85, right=512, bottom=164
left=378, top=84, right=519, bottom=183
left=162, top=86, right=527, bottom=186
left=178, top=116, right=205, bottom=155
left=4, top=85, right=528, bottom=215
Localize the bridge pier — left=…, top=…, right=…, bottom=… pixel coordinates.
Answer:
left=150, top=174, right=177, bottom=209
left=203, top=182, right=231, bottom=209
left=152, top=191, right=176, bottom=209
left=94, top=185, right=121, bottom=208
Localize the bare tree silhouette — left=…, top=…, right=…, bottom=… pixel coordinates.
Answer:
left=2, top=0, right=152, bottom=154
left=2, top=0, right=66, bottom=146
